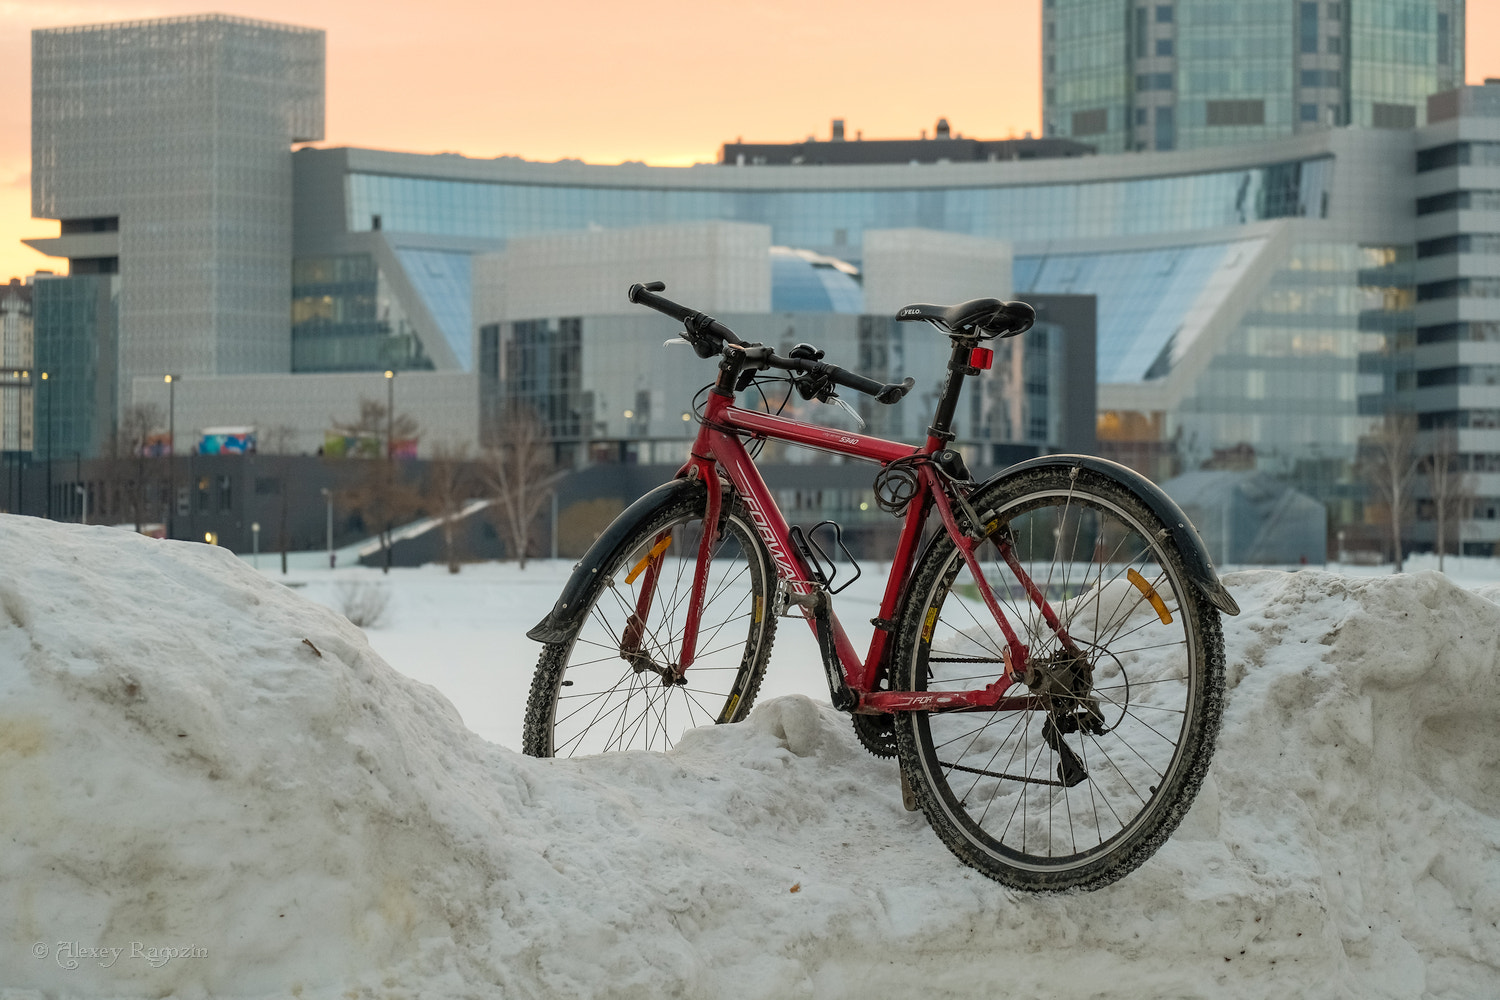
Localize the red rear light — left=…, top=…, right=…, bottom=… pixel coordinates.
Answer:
left=970, top=347, right=994, bottom=370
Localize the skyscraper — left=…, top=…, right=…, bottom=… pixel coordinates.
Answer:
left=28, top=15, right=324, bottom=391
left=1043, top=0, right=1466, bottom=152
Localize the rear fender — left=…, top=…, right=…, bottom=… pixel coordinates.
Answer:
left=526, top=478, right=707, bottom=644
left=935, top=455, right=1239, bottom=616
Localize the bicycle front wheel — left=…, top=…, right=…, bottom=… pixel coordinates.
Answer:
left=522, top=488, right=778, bottom=758
left=894, top=466, right=1225, bottom=891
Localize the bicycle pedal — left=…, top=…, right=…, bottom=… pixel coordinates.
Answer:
left=899, top=766, right=919, bottom=811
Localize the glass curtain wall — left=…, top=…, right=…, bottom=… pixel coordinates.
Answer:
left=291, top=255, right=433, bottom=372
left=346, top=158, right=1331, bottom=256
left=1043, top=0, right=1131, bottom=152
left=1177, top=0, right=1294, bottom=149
left=1349, top=0, right=1464, bottom=129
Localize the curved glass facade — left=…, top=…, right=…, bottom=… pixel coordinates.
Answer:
left=345, top=157, right=1331, bottom=253
left=1016, top=238, right=1261, bottom=383
left=769, top=252, right=864, bottom=313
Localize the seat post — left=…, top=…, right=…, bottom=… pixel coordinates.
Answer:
left=925, top=336, right=980, bottom=449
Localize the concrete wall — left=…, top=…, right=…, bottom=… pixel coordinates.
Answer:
left=475, top=221, right=772, bottom=324
left=862, top=229, right=1012, bottom=316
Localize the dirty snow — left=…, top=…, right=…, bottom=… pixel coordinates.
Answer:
left=1, top=516, right=1498, bottom=999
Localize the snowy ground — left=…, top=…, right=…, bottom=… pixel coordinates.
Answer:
left=3, top=516, right=1499, bottom=999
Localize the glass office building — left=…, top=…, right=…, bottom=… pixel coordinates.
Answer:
left=287, top=125, right=1409, bottom=512
left=28, top=15, right=323, bottom=388
left=1390, top=84, right=1500, bottom=552
left=1044, top=0, right=1466, bottom=153
left=31, top=275, right=119, bottom=467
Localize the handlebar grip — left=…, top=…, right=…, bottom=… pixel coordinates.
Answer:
left=627, top=281, right=744, bottom=348
left=876, top=377, right=916, bottom=404
left=628, top=282, right=692, bottom=322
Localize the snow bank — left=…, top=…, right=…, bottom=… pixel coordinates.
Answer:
left=1, top=517, right=1497, bottom=999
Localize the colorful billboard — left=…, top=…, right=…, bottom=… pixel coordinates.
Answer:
left=198, top=426, right=256, bottom=455
left=323, top=432, right=419, bottom=459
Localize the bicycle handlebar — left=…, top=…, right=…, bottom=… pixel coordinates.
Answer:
left=628, top=281, right=915, bottom=404
left=628, top=281, right=744, bottom=352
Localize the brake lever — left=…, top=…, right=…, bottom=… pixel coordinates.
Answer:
left=663, top=337, right=691, bottom=347
left=826, top=392, right=866, bottom=430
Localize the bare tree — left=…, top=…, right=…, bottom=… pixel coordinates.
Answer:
left=329, top=399, right=418, bottom=458
left=1421, top=429, right=1477, bottom=573
left=425, top=442, right=477, bottom=573
left=329, top=398, right=422, bottom=573
left=259, top=425, right=298, bottom=574
left=483, top=404, right=565, bottom=570
left=101, top=403, right=164, bottom=532
left=1360, top=413, right=1420, bottom=572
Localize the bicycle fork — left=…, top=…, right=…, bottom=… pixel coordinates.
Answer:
left=617, top=462, right=724, bottom=686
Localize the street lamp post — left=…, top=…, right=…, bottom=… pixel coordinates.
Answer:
left=384, top=369, right=395, bottom=574
left=251, top=521, right=260, bottom=569
left=164, top=374, right=178, bottom=539
left=41, top=372, right=51, bottom=519
left=320, top=487, right=334, bottom=569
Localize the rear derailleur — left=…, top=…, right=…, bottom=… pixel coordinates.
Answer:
left=1023, top=648, right=1106, bottom=788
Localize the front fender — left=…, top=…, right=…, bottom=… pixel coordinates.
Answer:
left=526, top=477, right=707, bottom=644
left=973, top=455, right=1240, bottom=616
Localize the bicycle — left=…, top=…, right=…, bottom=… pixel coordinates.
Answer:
left=523, top=281, right=1240, bottom=891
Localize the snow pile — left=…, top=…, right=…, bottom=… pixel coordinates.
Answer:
left=1, top=517, right=1497, bottom=999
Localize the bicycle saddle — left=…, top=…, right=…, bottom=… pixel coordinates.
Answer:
left=895, top=297, right=1036, bottom=338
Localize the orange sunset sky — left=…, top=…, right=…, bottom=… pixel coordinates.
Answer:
left=1, top=1, right=1497, bottom=283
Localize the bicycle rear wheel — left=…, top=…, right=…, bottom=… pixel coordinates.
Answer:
left=893, top=466, right=1224, bottom=891
left=522, top=489, right=777, bottom=757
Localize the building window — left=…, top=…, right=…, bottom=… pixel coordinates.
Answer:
left=217, top=474, right=232, bottom=512
left=1206, top=99, right=1266, bottom=126
left=1071, top=108, right=1108, bottom=136
left=1326, top=2, right=1340, bottom=18
left=1300, top=2, right=1319, bottom=53
left=1155, top=106, right=1175, bottom=151
left=1326, top=35, right=1341, bottom=54
left=1372, top=103, right=1416, bottom=129
left=1301, top=103, right=1319, bottom=122
left=1418, top=143, right=1462, bottom=171
left=1156, top=38, right=1173, bottom=57
left=1155, top=4, right=1172, bottom=22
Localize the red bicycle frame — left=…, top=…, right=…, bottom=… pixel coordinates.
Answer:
left=646, top=387, right=1072, bottom=717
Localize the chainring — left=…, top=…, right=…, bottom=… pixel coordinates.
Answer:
left=852, top=713, right=897, bottom=757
